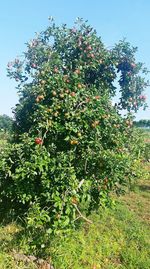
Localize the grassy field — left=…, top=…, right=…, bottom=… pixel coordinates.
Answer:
left=0, top=131, right=149, bottom=269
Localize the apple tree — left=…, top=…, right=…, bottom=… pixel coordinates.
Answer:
left=0, top=19, right=148, bottom=246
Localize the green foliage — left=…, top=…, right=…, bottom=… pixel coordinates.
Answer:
left=134, top=119, right=150, bottom=128
left=0, top=114, right=13, bottom=132
left=0, top=115, right=13, bottom=152
left=141, top=130, right=150, bottom=161
left=0, top=19, right=149, bottom=247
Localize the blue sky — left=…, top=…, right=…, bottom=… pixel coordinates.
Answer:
left=0, top=0, right=150, bottom=119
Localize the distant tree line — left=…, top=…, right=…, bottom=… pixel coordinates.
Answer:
left=0, top=114, right=13, bottom=132
left=134, top=119, right=150, bottom=128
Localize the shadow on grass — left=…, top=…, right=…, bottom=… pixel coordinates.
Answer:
left=138, top=184, right=150, bottom=192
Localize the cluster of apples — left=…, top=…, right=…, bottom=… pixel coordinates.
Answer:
left=7, top=58, right=23, bottom=82
left=125, top=119, right=133, bottom=128
left=127, top=94, right=146, bottom=110
left=69, top=131, right=83, bottom=146
left=70, top=140, right=79, bottom=145
left=36, top=95, right=44, bottom=103
left=139, top=95, right=146, bottom=101
left=128, top=97, right=138, bottom=107
left=76, top=34, right=97, bottom=60
left=117, top=61, right=136, bottom=73
left=91, top=120, right=99, bottom=128
left=29, top=39, right=39, bottom=48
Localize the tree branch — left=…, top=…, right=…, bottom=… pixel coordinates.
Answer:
left=73, top=204, right=93, bottom=224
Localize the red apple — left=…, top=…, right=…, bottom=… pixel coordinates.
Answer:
left=54, top=67, right=59, bottom=73
left=95, top=95, right=100, bottom=100
left=52, top=91, right=57, bottom=96
left=74, top=69, right=80, bottom=75
left=87, top=45, right=92, bottom=51
left=77, top=83, right=82, bottom=89
left=31, top=63, right=37, bottom=68
left=59, top=93, right=64, bottom=98
left=35, top=137, right=43, bottom=145
left=71, top=28, right=77, bottom=33
left=40, top=80, right=45, bottom=85
left=131, top=63, right=136, bottom=68
left=39, top=95, right=44, bottom=100
left=70, top=92, right=76, bottom=97
left=127, top=71, right=132, bottom=76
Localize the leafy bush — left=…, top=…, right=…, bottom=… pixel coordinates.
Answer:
left=0, top=19, right=148, bottom=247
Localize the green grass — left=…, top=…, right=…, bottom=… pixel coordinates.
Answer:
left=49, top=178, right=150, bottom=269
left=0, top=175, right=149, bottom=269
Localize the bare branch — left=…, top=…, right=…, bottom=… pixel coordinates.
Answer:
left=73, top=204, right=93, bottom=224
